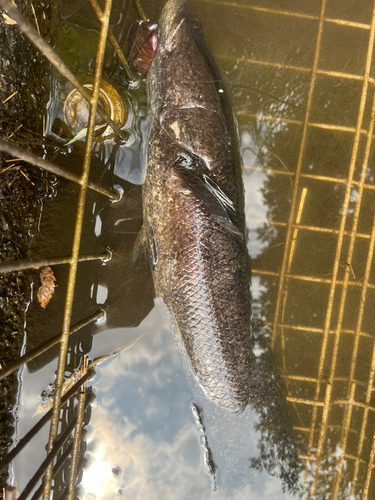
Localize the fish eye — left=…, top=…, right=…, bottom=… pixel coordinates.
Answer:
left=191, top=19, right=201, bottom=30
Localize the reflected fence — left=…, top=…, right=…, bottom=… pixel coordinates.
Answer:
left=237, top=0, right=375, bottom=498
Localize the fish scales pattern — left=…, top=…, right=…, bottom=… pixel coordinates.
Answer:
left=156, top=177, right=253, bottom=412
left=143, top=0, right=255, bottom=412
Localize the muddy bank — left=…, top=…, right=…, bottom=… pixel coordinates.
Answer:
left=0, top=0, right=52, bottom=490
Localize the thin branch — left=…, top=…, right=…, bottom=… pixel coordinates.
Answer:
left=18, top=393, right=94, bottom=500
left=88, top=0, right=135, bottom=81
left=0, top=312, right=104, bottom=381
left=0, top=370, right=95, bottom=474
left=0, top=139, right=120, bottom=200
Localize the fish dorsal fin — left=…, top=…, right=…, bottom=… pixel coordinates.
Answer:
left=174, top=153, right=243, bottom=238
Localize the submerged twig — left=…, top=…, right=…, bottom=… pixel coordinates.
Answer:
left=33, top=337, right=145, bottom=416
left=19, top=169, right=34, bottom=184
left=18, top=393, right=94, bottom=500
left=7, top=123, right=23, bottom=139
left=88, top=0, right=135, bottom=81
left=0, top=370, right=95, bottom=474
left=134, top=0, right=146, bottom=21
left=30, top=1, right=40, bottom=35
left=2, top=90, right=18, bottom=104
left=0, top=139, right=120, bottom=200
left=0, top=250, right=111, bottom=273
left=90, top=332, right=147, bottom=368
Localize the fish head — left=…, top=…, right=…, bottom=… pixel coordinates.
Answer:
left=149, top=0, right=234, bottom=173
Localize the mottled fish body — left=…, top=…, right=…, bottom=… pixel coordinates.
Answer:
left=141, top=0, right=254, bottom=412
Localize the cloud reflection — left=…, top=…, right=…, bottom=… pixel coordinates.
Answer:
left=82, top=401, right=295, bottom=500
left=83, top=303, right=298, bottom=500
left=82, top=404, right=207, bottom=499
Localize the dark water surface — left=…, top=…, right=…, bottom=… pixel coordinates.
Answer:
left=11, top=0, right=375, bottom=498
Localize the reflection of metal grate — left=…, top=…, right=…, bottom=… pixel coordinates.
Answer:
left=210, top=0, right=375, bottom=498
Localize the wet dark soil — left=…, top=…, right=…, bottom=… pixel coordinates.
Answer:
left=0, top=0, right=53, bottom=491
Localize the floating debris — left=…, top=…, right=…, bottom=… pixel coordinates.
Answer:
left=37, top=266, right=56, bottom=309
left=63, top=123, right=106, bottom=146
left=128, top=21, right=158, bottom=74
left=1, top=12, right=16, bottom=25
left=33, top=337, right=145, bottom=416
left=191, top=402, right=217, bottom=490
left=2, top=90, right=18, bottom=104
left=63, top=80, right=128, bottom=139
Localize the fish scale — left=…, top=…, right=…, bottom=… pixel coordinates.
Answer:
left=142, top=0, right=255, bottom=412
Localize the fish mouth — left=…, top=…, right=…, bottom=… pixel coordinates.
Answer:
left=159, top=0, right=189, bottom=52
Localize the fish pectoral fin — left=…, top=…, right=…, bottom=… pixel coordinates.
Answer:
left=202, top=174, right=237, bottom=221
left=131, top=225, right=147, bottom=267
left=148, top=227, right=158, bottom=270
left=131, top=224, right=158, bottom=270
left=175, top=162, right=244, bottom=238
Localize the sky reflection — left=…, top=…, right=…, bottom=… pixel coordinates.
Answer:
left=80, top=301, right=298, bottom=500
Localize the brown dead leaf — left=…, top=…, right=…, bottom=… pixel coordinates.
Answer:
left=37, top=266, right=56, bottom=309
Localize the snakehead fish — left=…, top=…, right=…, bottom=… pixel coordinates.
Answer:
left=137, top=0, right=254, bottom=413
